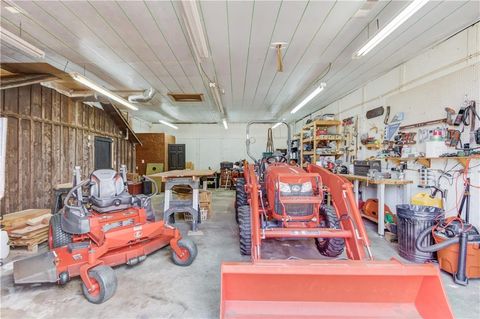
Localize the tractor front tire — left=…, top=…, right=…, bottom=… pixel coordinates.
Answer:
left=238, top=205, right=252, bottom=255
left=171, top=238, right=197, bottom=266
left=235, top=178, right=247, bottom=223
left=315, top=205, right=345, bottom=257
left=81, top=265, right=117, bottom=304
left=50, top=213, right=72, bottom=249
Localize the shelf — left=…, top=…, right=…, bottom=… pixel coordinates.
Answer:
left=302, top=151, right=314, bottom=155
left=302, top=138, right=313, bottom=143
left=316, top=152, right=343, bottom=157
left=384, top=156, right=473, bottom=168
left=303, top=119, right=341, bottom=128
left=316, top=135, right=343, bottom=141
left=365, top=143, right=381, bottom=150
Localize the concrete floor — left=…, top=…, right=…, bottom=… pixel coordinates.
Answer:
left=1, top=189, right=479, bottom=319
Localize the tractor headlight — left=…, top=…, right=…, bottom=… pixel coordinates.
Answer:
left=279, top=182, right=291, bottom=193
left=301, top=181, right=312, bottom=193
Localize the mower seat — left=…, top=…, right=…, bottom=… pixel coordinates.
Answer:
left=89, top=169, right=133, bottom=213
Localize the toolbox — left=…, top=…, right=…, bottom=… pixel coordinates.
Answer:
left=353, top=160, right=381, bottom=176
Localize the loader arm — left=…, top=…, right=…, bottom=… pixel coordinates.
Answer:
left=307, top=164, right=372, bottom=260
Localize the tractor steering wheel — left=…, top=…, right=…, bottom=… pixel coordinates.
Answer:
left=266, top=155, right=288, bottom=164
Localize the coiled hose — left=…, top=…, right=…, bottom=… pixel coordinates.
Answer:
left=415, top=225, right=480, bottom=253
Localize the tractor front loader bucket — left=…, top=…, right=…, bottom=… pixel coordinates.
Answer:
left=220, top=259, right=453, bottom=319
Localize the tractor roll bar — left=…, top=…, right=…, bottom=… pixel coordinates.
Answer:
left=246, top=121, right=292, bottom=163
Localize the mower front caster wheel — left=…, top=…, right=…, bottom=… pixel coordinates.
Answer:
left=172, top=239, right=197, bottom=266
left=81, top=265, right=117, bottom=304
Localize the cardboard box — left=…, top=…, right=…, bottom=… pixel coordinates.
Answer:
left=127, top=172, right=141, bottom=183
left=199, top=190, right=212, bottom=203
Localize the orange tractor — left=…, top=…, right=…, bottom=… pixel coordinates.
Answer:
left=222, top=121, right=453, bottom=318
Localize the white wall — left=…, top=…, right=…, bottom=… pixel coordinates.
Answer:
left=133, top=122, right=289, bottom=170
left=296, top=23, right=480, bottom=227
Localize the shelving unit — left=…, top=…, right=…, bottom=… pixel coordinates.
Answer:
left=300, top=120, right=342, bottom=167
left=290, top=136, right=300, bottom=163
left=384, top=156, right=472, bottom=168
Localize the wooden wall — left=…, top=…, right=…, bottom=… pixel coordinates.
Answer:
left=136, top=133, right=175, bottom=175
left=0, top=84, right=136, bottom=215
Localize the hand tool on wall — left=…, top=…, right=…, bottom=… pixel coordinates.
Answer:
left=366, top=106, right=384, bottom=119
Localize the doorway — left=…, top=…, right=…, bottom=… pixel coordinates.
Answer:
left=94, top=136, right=112, bottom=170
left=168, top=144, right=186, bottom=170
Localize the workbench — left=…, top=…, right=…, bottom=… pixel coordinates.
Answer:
left=338, top=174, right=413, bottom=236
left=149, top=170, right=215, bottom=231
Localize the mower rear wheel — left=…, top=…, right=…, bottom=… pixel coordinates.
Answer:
left=315, top=205, right=345, bottom=257
left=172, top=238, right=197, bottom=266
left=235, top=178, right=247, bottom=223
left=238, top=205, right=252, bottom=255
left=49, top=213, right=72, bottom=249
left=81, top=265, right=117, bottom=304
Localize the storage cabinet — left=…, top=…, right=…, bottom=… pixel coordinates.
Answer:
left=136, top=133, right=176, bottom=175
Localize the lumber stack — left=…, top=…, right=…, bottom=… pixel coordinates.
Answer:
left=1, top=209, right=51, bottom=252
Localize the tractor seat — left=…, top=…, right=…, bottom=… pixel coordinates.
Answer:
left=89, top=169, right=133, bottom=213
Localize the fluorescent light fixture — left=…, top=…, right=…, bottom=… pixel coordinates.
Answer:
left=355, top=0, right=429, bottom=57
left=290, top=83, right=326, bottom=114
left=272, top=122, right=282, bottom=129
left=159, top=120, right=178, bottom=130
left=180, top=0, right=210, bottom=61
left=5, top=6, right=20, bottom=13
left=0, top=26, right=45, bottom=58
left=209, top=82, right=225, bottom=115
left=222, top=118, right=228, bottom=130
left=70, top=72, right=139, bottom=111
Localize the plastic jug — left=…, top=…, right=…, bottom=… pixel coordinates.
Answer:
left=411, top=192, right=443, bottom=209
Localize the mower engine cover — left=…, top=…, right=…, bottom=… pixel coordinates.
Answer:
left=265, top=164, right=320, bottom=219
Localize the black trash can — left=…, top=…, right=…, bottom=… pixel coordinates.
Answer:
left=396, top=204, right=443, bottom=263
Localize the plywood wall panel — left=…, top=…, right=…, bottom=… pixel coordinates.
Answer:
left=0, top=85, right=136, bottom=215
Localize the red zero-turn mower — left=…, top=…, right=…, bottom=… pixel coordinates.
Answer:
left=13, top=165, right=197, bottom=304
left=222, top=121, right=453, bottom=319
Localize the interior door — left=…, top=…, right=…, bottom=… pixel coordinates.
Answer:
left=94, top=136, right=112, bottom=170
left=168, top=144, right=186, bottom=170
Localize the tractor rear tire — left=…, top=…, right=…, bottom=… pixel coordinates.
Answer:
left=238, top=205, right=252, bottom=255
left=81, top=265, right=117, bottom=304
left=171, top=238, right=197, bottom=266
left=50, top=213, right=72, bottom=249
left=315, top=205, right=345, bottom=257
left=235, top=178, right=247, bottom=223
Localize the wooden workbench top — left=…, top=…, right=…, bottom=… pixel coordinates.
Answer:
left=338, top=174, right=413, bottom=185
left=149, top=169, right=216, bottom=181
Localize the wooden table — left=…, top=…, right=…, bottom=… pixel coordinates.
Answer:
left=338, top=174, right=413, bottom=236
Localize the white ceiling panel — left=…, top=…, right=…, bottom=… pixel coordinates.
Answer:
left=1, top=0, right=478, bottom=124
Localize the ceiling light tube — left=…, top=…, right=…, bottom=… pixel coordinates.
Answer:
left=290, top=83, right=326, bottom=114
left=159, top=120, right=179, bottom=130
left=355, top=0, right=429, bottom=57
left=0, top=26, right=45, bottom=58
left=272, top=122, right=282, bottom=129
left=222, top=118, right=228, bottom=130
left=180, top=0, right=210, bottom=61
left=70, top=72, right=138, bottom=111
left=209, top=82, right=225, bottom=115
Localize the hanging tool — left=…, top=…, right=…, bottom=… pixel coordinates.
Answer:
left=366, top=106, right=384, bottom=119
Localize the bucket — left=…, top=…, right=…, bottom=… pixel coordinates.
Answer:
left=396, top=205, right=443, bottom=263
left=220, top=260, right=453, bottom=318
left=434, top=232, right=480, bottom=278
